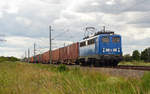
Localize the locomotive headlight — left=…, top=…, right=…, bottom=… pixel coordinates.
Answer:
left=103, top=48, right=105, bottom=52
left=113, top=48, right=117, bottom=52
left=106, top=48, right=110, bottom=52
left=118, top=48, right=120, bottom=52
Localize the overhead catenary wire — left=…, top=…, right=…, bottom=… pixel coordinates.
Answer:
left=30, top=28, right=78, bottom=57
left=26, top=0, right=148, bottom=62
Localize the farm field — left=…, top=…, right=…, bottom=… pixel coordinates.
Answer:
left=119, top=61, right=150, bottom=66
left=0, top=62, right=150, bottom=94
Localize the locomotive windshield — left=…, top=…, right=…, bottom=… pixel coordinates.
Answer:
left=112, top=37, right=120, bottom=43
left=102, top=36, right=109, bottom=43
left=80, top=41, right=86, bottom=47
left=88, top=38, right=95, bottom=45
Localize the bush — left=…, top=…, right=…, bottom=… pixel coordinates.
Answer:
left=123, top=54, right=132, bottom=61
left=141, top=47, right=150, bottom=62
left=132, top=50, right=140, bottom=61
left=57, top=64, right=69, bottom=72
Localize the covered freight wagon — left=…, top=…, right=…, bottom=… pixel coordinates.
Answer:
left=33, top=42, right=79, bottom=64
left=35, top=54, right=43, bottom=63
left=67, top=43, right=79, bottom=64
left=59, top=47, right=68, bottom=64
left=29, top=56, right=34, bottom=63
left=42, top=51, right=50, bottom=64
left=52, top=49, right=60, bottom=64
left=59, top=42, right=79, bottom=64
left=35, top=55, right=39, bottom=63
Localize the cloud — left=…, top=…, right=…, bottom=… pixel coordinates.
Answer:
left=0, top=0, right=149, bottom=58
left=127, top=12, right=150, bottom=28
left=75, top=0, right=150, bottom=14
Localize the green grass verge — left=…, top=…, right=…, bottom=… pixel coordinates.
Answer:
left=0, top=62, right=150, bottom=94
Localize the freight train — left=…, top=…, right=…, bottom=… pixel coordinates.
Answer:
left=29, top=29, right=122, bottom=66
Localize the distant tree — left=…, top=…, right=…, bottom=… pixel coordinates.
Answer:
left=9, top=56, right=20, bottom=61
left=0, top=56, right=20, bottom=62
left=141, top=48, right=150, bottom=62
left=132, top=50, right=140, bottom=61
left=123, top=54, right=132, bottom=61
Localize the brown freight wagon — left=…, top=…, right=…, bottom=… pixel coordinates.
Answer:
left=42, top=51, right=50, bottom=64
left=59, top=47, right=67, bottom=64
left=52, top=49, right=60, bottom=64
left=59, top=42, right=79, bottom=64
left=35, top=54, right=43, bottom=63
left=35, top=55, right=40, bottom=63
left=39, top=54, right=43, bottom=63
left=67, top=42, right=79, bottom=64
left=30, top=56, right=34, bottom=63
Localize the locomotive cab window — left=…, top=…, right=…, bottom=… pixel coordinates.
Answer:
left=112, top=37, right=120, bottom=43
left=88, top=38, right=95, bottom=45
left=102, top=36, right=109, bottom=43
left=80, top=41, right=86, bottom=47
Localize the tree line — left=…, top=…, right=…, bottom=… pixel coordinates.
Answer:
left=0, top=56, right=20, bottom=62
left=123, top=47, right=150, bottom=62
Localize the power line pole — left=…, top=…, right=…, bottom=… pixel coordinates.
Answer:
left=28, top=48, right=30, bottom=63
left=34, top=43, right=36, bottom=63
left=49, top=26, right=52, bottom=64
left=103, top=26, right=105, bottom=32
left=25, top=50, right=27, bottom=62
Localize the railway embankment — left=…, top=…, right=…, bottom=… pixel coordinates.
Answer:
left=0, top=61, right=150, bottom=94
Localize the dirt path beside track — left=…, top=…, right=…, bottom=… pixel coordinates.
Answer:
left=68, top=65, right=147, bottom=79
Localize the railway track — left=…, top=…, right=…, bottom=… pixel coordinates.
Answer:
left=113, top=65, right=150, bottom=71
left=39, top=63, right=150, bottom=71
left=67, top=65, right=150, bottom=71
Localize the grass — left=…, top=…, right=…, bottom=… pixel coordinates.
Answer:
left=119, top=61, right=150, bottom=66
left=0, top=62, right=150, bottom=94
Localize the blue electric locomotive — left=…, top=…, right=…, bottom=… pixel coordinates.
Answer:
left=79, top=31, right=122, bottom=66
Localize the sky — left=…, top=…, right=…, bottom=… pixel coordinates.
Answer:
left=0, top=0, right=149, bottom=58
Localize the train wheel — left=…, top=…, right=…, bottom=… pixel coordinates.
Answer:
left=105, top=61, right=108, bottom=66
left=95, top=62, right=99, bottom=67
left=90, top=61, right=94, bottom=67
left=110, top=60, right=113, bottom=66
left=99, top=62, right=103, bottom=67
left=101, top=61, right=104, bottom=67
left=108, top=60, right=112, bottom=66
left=93, top=59, right=97, bottom=67
left=101, top=59, right=104, bottom=66
left=115, top=61, right=119, bottom=66
left=80, top=61, right=86, bottom=66
left=89, top=61, right=94, bottom=67
left=75, top=61, right=79, bottom=65
left=112, top=60, right=116, bottom=67
left=81, top=63, right=86, bottom=66
left=106, top=60, right=109, bottom=67
left=103, top=60, right=106, bottom=66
